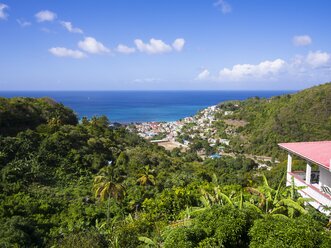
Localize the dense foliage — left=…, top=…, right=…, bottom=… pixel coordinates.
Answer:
left=217, top=82, right=331, bottom=157
left=0, top=97, right=77, bottom=136
left=0, top=96, right=330, bottom=247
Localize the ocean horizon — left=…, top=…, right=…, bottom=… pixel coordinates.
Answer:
left=0, top=90, right=294, bottom=122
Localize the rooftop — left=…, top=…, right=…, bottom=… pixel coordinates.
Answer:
left=278, top=141, right=331, bottom=170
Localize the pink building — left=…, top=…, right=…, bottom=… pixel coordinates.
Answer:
left=279, top=141, right=331, bottom=214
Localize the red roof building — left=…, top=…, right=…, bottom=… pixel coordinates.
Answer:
left=278, top=141, right=331, bottom=214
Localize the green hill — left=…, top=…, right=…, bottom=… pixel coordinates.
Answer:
left=0, top=97, right=78, bottom=136
left=220, top=82, right=331, bottom=156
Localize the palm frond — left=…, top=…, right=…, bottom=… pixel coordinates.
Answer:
left=278, top=198, right=307, bottom=215
left=270, top=214, right=289, bottom=220
left=273, top=171, right=286, bottom=204
left=243, top=202, right=263, bottom=214
left=270, top=206, right=286, bottom=215
left=215, top=187, right=233, bottom=206
left=138, top=236, right=156, bottom=246
left=200, top=195, right=211, bottom=208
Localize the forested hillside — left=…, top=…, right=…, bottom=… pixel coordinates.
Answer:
left=0, top=97, right=77, bottom=136
left=0, top=97, right=330, bottom=247
left=220, top=82, right=331, bottom=157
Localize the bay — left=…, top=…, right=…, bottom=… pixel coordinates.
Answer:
left=0, top=91, right=293, bottom=122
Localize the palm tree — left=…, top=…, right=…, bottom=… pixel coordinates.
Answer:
left=137, top=166, right=156, bottom=186
left=93, top=166, right=125, bottom=222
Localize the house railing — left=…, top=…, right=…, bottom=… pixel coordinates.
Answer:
left=287, top=172, right=331, bottom=210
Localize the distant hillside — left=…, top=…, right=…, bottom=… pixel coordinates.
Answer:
left=218, top=82, right=331, bottom=157
left=0, top=97, right=77, bottom=136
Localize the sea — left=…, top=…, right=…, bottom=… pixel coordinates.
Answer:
left=0, top=91, right=293, bottom=123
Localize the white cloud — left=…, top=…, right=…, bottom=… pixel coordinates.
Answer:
left=172, top=38, right=185, bottom=51
left=287, top=52, right=331, bottom=83
left=49, top=47, right=86, bottom=59
left=17, top=19, right=31, bottom=27
left=78, top=37, right=110, bottom=54
left=35, top=10, right=57, bottom=22
left=197, top=50, right=331, bottom=82
left=218, top=59, right=285, bottom=80
left=306, top=51, right=330, bottom=67
left=116, top=44, right=135, bottom=54
left=134, top=38, right=172, bottom=54
left=0, top=3, right=9, bottom=20
left=196, top=69, right=210, bottom=80
left=214, top=0, right=232, bottom=14
left=293, top=35, right=312, bottom=46
left=60, top=21, right=83, bottom=34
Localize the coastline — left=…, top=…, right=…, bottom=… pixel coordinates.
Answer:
left=0, top=90, right=292, bottom=123
left=128, top=105, right=220, bottom=148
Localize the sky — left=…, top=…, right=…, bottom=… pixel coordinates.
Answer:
left=0, top=0, right=331, bottom=90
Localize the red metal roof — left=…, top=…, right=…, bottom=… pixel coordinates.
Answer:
left=279, top=141, right=331, bottom=170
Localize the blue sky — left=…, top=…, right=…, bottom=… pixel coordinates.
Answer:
left=0, top=0, right=331, bottom=90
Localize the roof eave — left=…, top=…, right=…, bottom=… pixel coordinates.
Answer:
left=278, top=143, right=329, bottom=170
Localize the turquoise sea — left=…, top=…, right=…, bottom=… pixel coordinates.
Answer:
left=0, top=91, right=293, bottom=123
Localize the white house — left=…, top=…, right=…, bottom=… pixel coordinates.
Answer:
left=220, top=139, right=230, bottom=146
left=279, top=141, right=331, bottom=214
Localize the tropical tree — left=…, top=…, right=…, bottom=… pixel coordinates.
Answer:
left=249, top=215, right=331, bottom=248
left=200, top=186, right=235, bottom=209
left=247, top=174, right=309, bottom=218
left=93, top=166, right=125, bottom=222
left=47, top=116, right=63, bottom=126
left=170, top=185, right=240, bottom=229
left=137, top=166, right=156, bottom=186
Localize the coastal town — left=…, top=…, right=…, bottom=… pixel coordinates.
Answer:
left=128, top=105, right=232, bottom=153
left=128, top=103, right=274, bottom=168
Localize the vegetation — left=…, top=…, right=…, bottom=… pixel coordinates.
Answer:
left=215, top=82, right=331, bottom=157
left=0, top=97, right=77, bottom=136
left=0, top=94, right=330, bottom=247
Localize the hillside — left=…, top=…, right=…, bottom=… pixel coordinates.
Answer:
left=217, top=82, right=331, bottom=157
left=0, top=96, right=330, bottom=247
left=0, top=97, right=78, bottom=136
